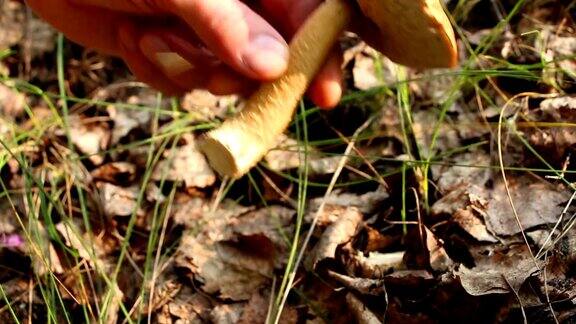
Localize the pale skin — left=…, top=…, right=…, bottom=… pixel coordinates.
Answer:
left=25, top=0, right=360, bottom=108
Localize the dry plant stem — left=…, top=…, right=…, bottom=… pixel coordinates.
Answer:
left=199, top=0, right=352, bottom=178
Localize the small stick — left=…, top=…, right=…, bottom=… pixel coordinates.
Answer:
left=199, top=0, right=352, bottom=178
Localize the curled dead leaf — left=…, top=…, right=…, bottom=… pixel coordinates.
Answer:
left=309, top=207, right=363, bottom=270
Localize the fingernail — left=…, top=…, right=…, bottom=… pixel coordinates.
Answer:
left=242, top=34, right=288, bottom=79
left=140, top=34, right=194, bottom=77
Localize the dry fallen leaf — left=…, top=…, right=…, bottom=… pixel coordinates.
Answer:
left=106, top=104, right=152, bottom=144
left=238, top=290, right=298, bottom=324
left=90, top=162, right=137, bottom=184
left=28, top=222, right=64, bottom=275
left=434, top=150, right=570, bottom=237
left=308, top=186, right=389, bottom=217
left=526, top=96, right=576, bottom=163
left=351, top=45, right=397, bottom=91
left=456, top=245, right=543, bottom=296
left=424, top=228, right=455, bottom=272
left=345, top=251, right=405, bottom=279
left=166, top=286, right=211, bottom=323
left=0, top=84, right=26, bottom=119
left=55, top=220, right=106, bottom=270
left=264, top=135, right=346, bottom=176
left=432, top=184, right=497, bottom=242
left=178, top=234, right=270, bottom=300
left=181, top=89, right=239, bottom=121
left=97, top=182, right=139, bottom=217
left=328, top=271, right=387, bottom=296
left=434, top=151, right=492, bottom=193
left=546, top=33, right=576, bottom=81
left=210, top=304, right=244, bottom=324
left=453, top=208, right=498, bottom=243
left=67, top=115, right=111, bottom=166
left=0, top=1, right=25, bottom=51
left=346, top=293, right=383, bottom=324
left=175, top=203, right=294, bottom=301
left=309, top=207, right=363, bottom=269
left=485, top=176, right=570, bottom=236
left=152, top=137, right=215, bottom=189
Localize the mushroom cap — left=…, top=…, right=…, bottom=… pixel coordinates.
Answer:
left=357, top=0, right=458, bottom=69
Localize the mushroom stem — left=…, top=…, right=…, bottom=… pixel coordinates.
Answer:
left=199, top=0, right=351, bottom=178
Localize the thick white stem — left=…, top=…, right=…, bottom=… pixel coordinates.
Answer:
left=199, top=0, right=351, bottom=178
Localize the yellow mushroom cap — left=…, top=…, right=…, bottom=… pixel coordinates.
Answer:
left=358, top=0, right=458, bottom=69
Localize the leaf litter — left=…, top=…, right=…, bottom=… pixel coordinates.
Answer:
left=1, top=0, right=576, bottom=323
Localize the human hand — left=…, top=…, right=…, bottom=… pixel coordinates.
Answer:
left=26, top=0, right=344, bottom=108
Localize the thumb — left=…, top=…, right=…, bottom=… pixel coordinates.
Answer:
left=71, top=0, right=290, bottom=80
left=170, top=0, right=289, bottom=80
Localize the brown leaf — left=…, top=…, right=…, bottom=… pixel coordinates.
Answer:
left=456, top=246, right=543, bottom=296
left=0, top=84, right=26, bottom=119
left=29, top=223, right=64, bottom=275
left=168, top=286, right=212, bottom=323
left=220, top=206, right=295, bottom=269
left=67, top=115, right=110, bottom=166
left=175, top=203, right=294, bottom=301
left=264, top=135, right=346, bottom=175
left=308, top=186, right=389, bottom=219
left=546, top=34, right=576, bottom=81
left=152, top=137, right=215, bottom=189
left=351, top=46, right=397, bottom=91
left=55, top=220, right=106, bottom=269
left=526, top=96, right=576, bottom=163
left=328, top=271, right=387, bottom=296
left=346, top=293, right=383, bottom=324
left=181, top=89, right=239, bottom=121
left=453, top=208, right=498, bottom=242
left=424, top=228, right=455, bottom=272
left=309, top=207, right=363, bottom=269
left=210, top=303, right=244, bottom=324
left=97, top=182, right=139, bottom=217
left=345, top=251, right=405, bottom=279
left=166, top=286, right=210, bottom=323
left=434, top=151, right=492, bottom=193
left=434, top=151, right=570, bottom=237
left=90, top=162, right=136, bottom=184
left=106, top=103, right=152, bottom=145
left=485, top=176, right=570, bottom=236
left=178, top=234, right=270, bottom=301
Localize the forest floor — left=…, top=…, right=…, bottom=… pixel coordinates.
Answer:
left=0, top=0, right=575, bottom=323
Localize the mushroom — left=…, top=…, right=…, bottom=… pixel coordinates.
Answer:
left=199, top=0, right=458, bottom=178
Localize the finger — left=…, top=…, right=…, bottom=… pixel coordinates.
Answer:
left=308, top=51, right=343, bottom=109
left=118, top=23, right=186, bottom=95
left=262, top=0, right=342, bottom=108
left=71, top=0, right=290, bottom=81
left=138, top=32, right=212, bottom=88
left=261, top=0, right=322, bottom=36
left=136, top=25, right=254, bottom=94
left=26, top=0, right=124, bottom=55
left=68, top=0, right=162, bottom=14
left=206, top=67, right=256, bottom=96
